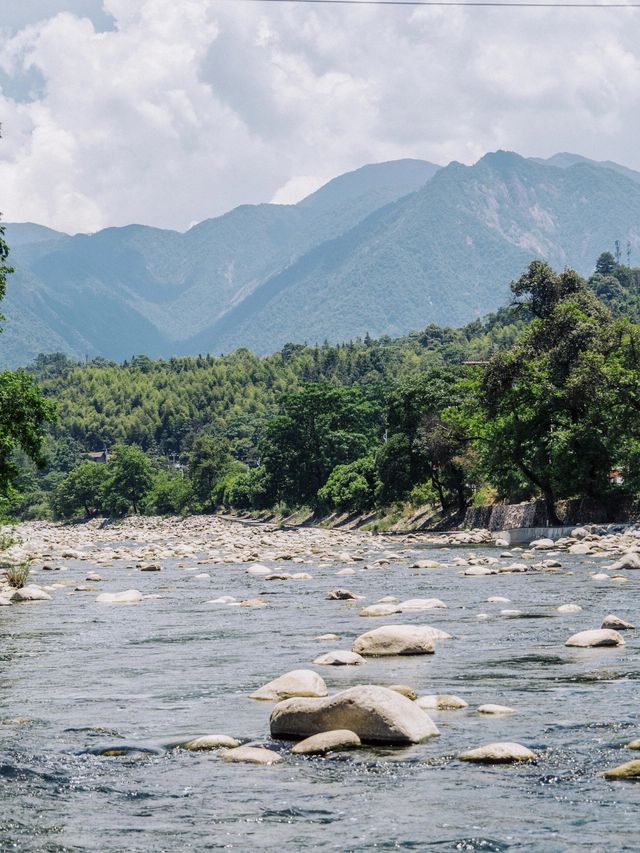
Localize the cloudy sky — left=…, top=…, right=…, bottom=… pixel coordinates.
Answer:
left=1, top=0, right=639, bottom=233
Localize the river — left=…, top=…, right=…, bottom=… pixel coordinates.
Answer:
left=0, top=530, right=637, bottom=851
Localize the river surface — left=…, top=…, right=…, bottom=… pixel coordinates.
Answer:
left=0, top=537, right=638, bottom=851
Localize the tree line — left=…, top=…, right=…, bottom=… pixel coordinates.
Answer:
left=2, top=234, right=640, bottom=526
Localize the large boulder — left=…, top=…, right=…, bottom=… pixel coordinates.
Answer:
left=565, top=629, right=625, bottom=648
left=270, top=685, right=439, bottom=745
left=459, top=742, right=537, bottom=763
left=291, top=729, right=361, bottom=755
left=353, top=624, right=451, bottom=656
left=250, top=669, right=327, bottom=701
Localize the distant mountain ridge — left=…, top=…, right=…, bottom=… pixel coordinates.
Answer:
left=1, top=151, right=639, bottom=367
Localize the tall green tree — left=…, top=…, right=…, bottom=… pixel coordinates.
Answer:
left=261, top=383, right=380, bottom=506
left=0, top=222, right=55, bottom=498
left=187, top=433, right=232, bottom=508
left=477, top=261, right=640, bottom=523
left=51, top=462, right=109, bottom=518
left=103, top=444, right=155, bottom=514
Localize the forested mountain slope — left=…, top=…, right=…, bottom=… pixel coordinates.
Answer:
left=3, top=151, right=640, bottom=366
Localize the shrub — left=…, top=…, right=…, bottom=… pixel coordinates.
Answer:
left=5, top=560, right=30, bottom=588
left=318, top=456, right=376, bottom=512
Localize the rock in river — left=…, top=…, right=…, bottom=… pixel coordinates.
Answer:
left=96, top=589, right=143, bottom=604
left=417, top=694, right=468, bottom=711
left=399, top=598, right=447, bottom=611
left=601, top=759, right=640, bottom=780
left=326, top=589, right=360, bottom=601
left=353, top=624, right=451, bottom=656
left=291, top=729, right=361, bottom=755
left=359, top=603, right=402, bottom=617
left=459, top=742, right=537, bottom=764
left=565, top=629, right=625, bottom=648
left=610, top=552, right=640, bottom=571
left=251, top=669, right=328, bottom=701
left=477, top=704, right=516, bottom=715
left=601, top=614, right=635, bottom=630
left=270, top=685, right=439, bottom=745
left=222, top=746, right=282, bottom=765
left=313, top=650, right=365, bottom=666
left=10, top=585, right=52, bottom=602
left=181, top=734, right=241, bottom=751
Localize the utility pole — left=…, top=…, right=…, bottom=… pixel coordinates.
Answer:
left=615, top=240, right=621, bottom=264
left=627, top=240, right=632, bottom=268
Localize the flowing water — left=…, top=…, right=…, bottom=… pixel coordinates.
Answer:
left=0, top=540, right=638, bottom=851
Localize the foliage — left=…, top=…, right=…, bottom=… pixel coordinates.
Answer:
left=0, top=530, right=19, bottom=551
left=476, top=261, right=640, bottom=523
left=261, top=383, right=381, bottom=507
left=4, top=250, right=640, bottom=525
left=103, top=445, right=156, bottom=515
left=5, top=560, right=30, bottom=589
left=318, top=456, right=377, bottom=512
left=51, top=462, right=109, bottom=519
left=145, top=471, right=191, bottom=516
left=188, top=433, right=233, bottom=509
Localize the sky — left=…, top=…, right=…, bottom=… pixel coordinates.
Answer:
left=1, top=0, right=640, bottom=233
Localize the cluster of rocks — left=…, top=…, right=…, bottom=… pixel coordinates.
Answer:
left=1, top=515, right=637, bottom=780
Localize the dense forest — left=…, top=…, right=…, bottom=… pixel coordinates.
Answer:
left=5, top=250, right=640, bottom=527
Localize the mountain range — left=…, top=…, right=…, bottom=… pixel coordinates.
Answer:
left=2, top=150, right=640, bottom=368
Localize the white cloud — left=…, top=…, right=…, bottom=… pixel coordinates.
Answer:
left=1, top=1, right=640, bottom=232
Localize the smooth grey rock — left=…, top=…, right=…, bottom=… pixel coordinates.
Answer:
left=353, top=624, right=451, bottom=656
left=459, top=742, right=537, bottom=763
left=250, top=669, right=327, bottom=701
left=416, top=694, right=468, bottom=710
left=388, top=684, right=417, bottom=700
left=10, top=585, right=52, bottom=602
left=270, top=685, right=439, bottom=745
left=610, top=552, right=640, bottom=570
left=313, top=650, right=365, bottom=666
left=291, top=729, right=361, bottom=755
left=602, top=759, right=640, bottom=780
left=601, top=614, right=635, bottom=630
left=326, top=589, right=360, bottom=600
left=398, top=598, right=447, bottom=611
left=477, top=703, right=516, bottom=715
left=221, top=746, right=282, bottom=765
left=359, top=603, right=402, bottom=617
left=565, top=629, right=625, bottom=648
left=96, top=589, right=143, bottom=604
left=181, top=735, right=241, bottom=751
left=530, top=538, right=555, bottom=550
